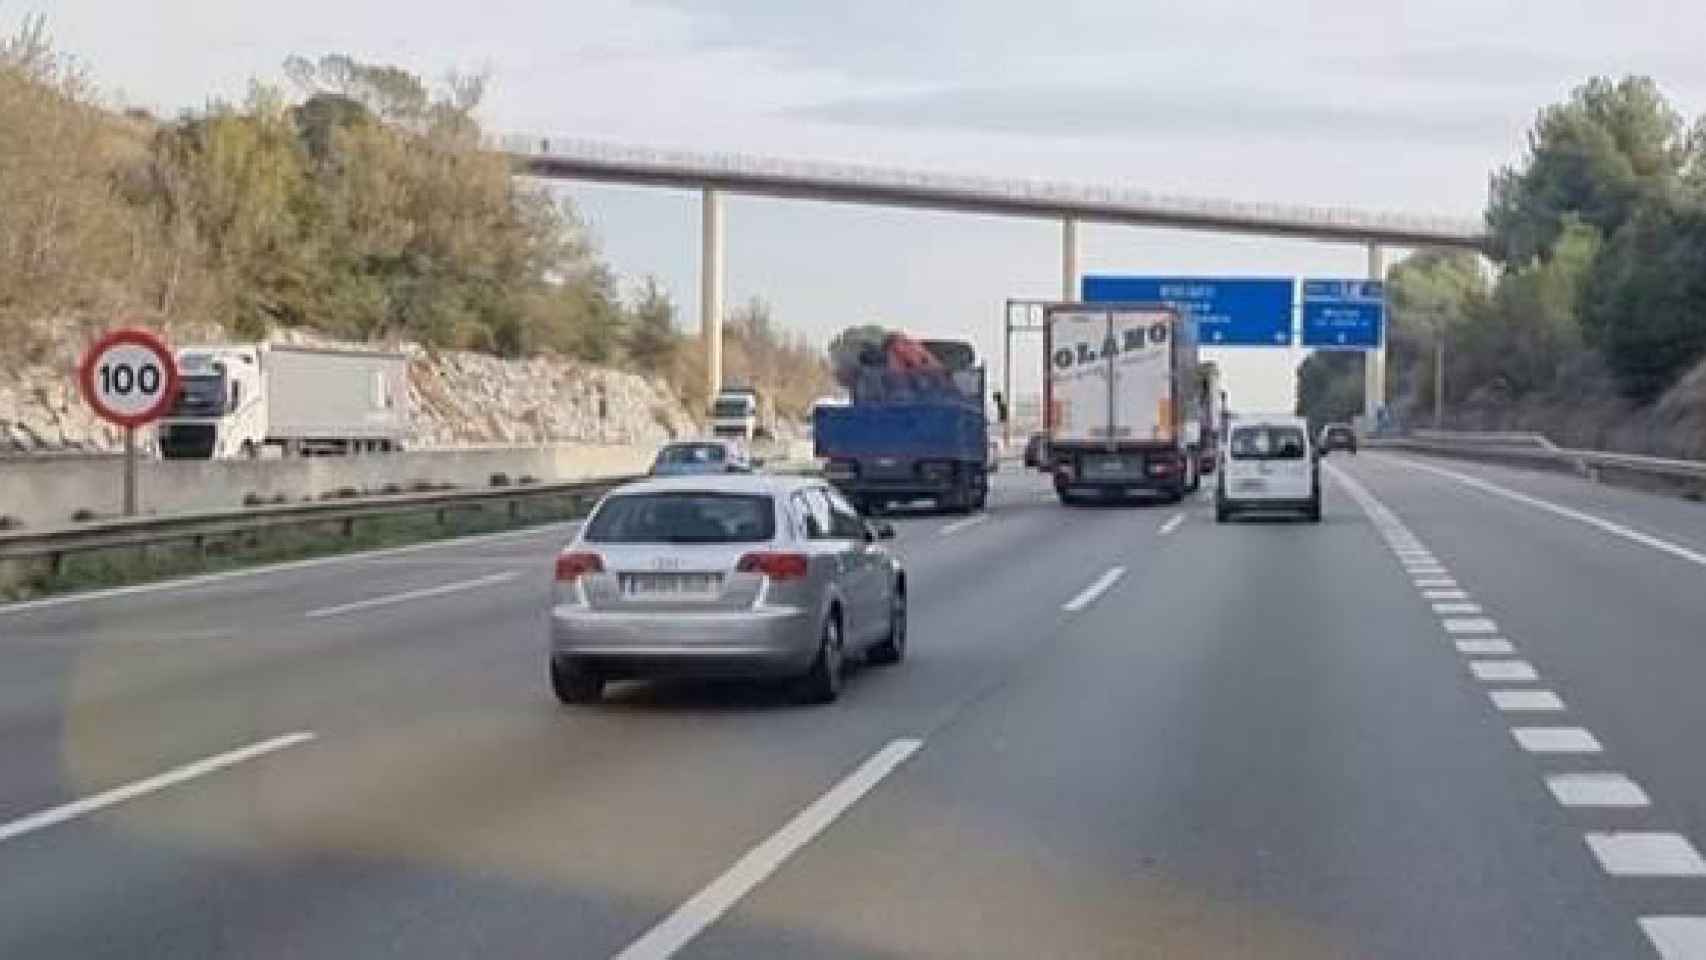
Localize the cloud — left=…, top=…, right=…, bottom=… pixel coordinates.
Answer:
left=787, top=83, right=1517, bottom=148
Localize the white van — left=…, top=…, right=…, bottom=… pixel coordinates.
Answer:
left=1215, top=413, right=1321, bottom=523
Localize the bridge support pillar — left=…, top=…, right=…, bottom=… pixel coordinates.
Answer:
left=1062, top=217, right=1080, bottom=300
left=701, top=188, right=725, bottom=403
left=1364, top=242, right=1386, bottom=427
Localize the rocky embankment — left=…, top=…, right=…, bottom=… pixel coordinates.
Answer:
left=0, top=327, right=701, bottom=453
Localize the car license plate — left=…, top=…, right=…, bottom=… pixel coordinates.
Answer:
left=620, top=573, right=721, bottom=599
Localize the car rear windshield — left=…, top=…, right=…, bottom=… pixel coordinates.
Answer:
left=584, top=493, right=775, bottom=543
left=1230, top=426, right=1308, bottom=460
left=656, top=443, right=727, bottom=465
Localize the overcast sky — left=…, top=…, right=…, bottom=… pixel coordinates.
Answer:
left=26, top=0, right=1706, bottom=408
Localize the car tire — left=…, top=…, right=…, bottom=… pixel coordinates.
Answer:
left=798, top=612, right=845, bottom=704
left=1056, top=489, right=1078, bottom=506
left=867, top=585, right=906, bottom=665
left=550, top=657, right=604, bottom=705
left=1305, top=490, right=1323, bottom=523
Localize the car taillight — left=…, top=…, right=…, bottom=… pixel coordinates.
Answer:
left=737, top=552, right=809, bottom=581
left=555, top=551, right=604, bottom=582
left=1148, top=460, right=1175, bottom=476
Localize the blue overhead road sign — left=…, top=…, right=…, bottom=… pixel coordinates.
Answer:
left=1301, top=279, right=1384, bottom=348
left=1081, top=276, right=1294, bottom=346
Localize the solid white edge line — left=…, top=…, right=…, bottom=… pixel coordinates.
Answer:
left=1159, top=513, right=1185, bottom=536
left=610, top=737, right=924, bottom=960
left=1392, top=456, right=1706, bottom=570
left=938, top=514, right=988, bottom=537
left=0, top=732, right=316, bottom=843
left=305, top=571, right=520, bottom=619
left=1, top=521, right=579, bottom=617
left=1062, top=566, right=1127, bottom=612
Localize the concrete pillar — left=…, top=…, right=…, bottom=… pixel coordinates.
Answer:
left=1062, top=217, right=1080, bottom=301
left=701, top=189, right=725, bottom=402
left=1364, top=242, right=1386, bottom=427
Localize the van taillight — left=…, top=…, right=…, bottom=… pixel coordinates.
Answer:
left=555, top=551, right=604, bottom=582
left=737, top=552, right=809, bottom=581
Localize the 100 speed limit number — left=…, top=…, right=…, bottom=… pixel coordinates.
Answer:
left=78, top=329, right=179, bottom=428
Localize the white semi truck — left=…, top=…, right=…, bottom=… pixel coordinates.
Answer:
left=1042, top=303, right=1199, bottom=505
left=155, top=343, right=409, bottom=459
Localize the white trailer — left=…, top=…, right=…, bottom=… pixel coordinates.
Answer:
left=156, top=343, right=409, bottom=459
left=1043, top=304, right=1198, bottom=504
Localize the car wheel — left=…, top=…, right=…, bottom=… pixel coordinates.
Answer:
left=867, top=585, right=907, bottom=665
left=1305, top=490, right=1323, bottom=523
left=798, top=612, right=845, bottom=704
left=550, top=657, right=604, bottom=705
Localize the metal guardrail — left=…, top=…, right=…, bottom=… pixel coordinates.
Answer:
left=1373, top=432, right=1706, bottom=489
left=0, top=477, right=637, bottom=576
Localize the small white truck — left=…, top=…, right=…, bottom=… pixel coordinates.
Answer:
left=155, top=343, right=409, bottom=459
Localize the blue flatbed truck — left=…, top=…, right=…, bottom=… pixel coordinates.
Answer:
left=813, top=338, right=990, bottom=514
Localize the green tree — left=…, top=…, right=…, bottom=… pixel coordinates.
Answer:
left=626, top=276, right=679, bottom=372
left=1487, top=76, right=1691, bottom=265
left=1582, top=197, right=1706, bottom=400
left=1294, top=351, right=1364, bottom=426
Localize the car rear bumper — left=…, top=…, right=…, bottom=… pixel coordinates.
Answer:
left=550, top=605, right=818, bottom=677
left=1220, top=496, right=1317, bottom=511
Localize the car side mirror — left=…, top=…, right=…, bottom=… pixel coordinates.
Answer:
left=867, top=520, right=896, bottom=541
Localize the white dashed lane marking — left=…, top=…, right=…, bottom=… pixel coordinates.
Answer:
left=1512, top=726, right=1604, bottom=754
left=1414, top=578, right=1459, bottom=588
left=1640, top=917, right=1706, bottom=959
left=1062, top=567, right=1126, bottom=613
left=1457, top=639, right=1516, bottom=655
left=1433, top=602, right=1484, bottom=615
left=1584, top=833, right=1706, bottom=877
left=1470, top=660, right=1538, bottom=682
left=1489, top=689, right=1565, bottom=712
left=1443, top=617, right=1500, bottom=634
left=1423, top=589, right=1470, bottom=600
left=1547, top=773, right=1651, bottom=808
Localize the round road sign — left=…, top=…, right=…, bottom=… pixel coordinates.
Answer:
left=78, top=328, right=179, bottom=428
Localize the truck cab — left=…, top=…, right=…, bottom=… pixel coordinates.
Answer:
left=156, top=346, right=267, bottom=459
left=710, top=389, right=762, bottom=442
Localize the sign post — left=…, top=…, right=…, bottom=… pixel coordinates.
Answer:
left=78, top=329, right=178, bottom=517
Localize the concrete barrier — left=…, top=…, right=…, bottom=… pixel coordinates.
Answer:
left=0, top=444, right=654, bottom=530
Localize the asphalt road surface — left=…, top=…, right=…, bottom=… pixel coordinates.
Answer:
left=4, top=454, right=1706, bottom=958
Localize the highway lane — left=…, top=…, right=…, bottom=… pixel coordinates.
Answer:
left=3, top=459, right=1705, bottom=957
left=0, top=470, right=1181, bottom=958
left=683, top=462, right=1650, bottom=959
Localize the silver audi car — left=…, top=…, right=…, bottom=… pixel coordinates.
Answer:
left=549, top=473, right=907, bottom=704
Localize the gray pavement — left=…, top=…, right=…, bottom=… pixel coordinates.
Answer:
left=2, top=459, right=1705, bottom=957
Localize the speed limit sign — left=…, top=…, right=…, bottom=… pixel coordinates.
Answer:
left=78, top=328, right=178, bottom=428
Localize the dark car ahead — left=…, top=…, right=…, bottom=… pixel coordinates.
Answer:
left=1023, top=433, right=1048, bottom=469
left=649, top=440, right=752, bottom=477
left=1318, top=423, right=1358, bottom=454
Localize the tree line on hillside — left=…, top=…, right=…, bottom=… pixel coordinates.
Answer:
left=0, top=19, right=831, bottom=417
left=1298, top=77, right=1706, bottom=427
